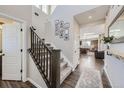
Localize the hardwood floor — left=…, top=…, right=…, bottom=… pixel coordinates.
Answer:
left=0, top=52, right=111, bottom=88
left=60, top=52, right=111, bottom=88
left=0, top=80, right=36, bottom=88
left=0, top=69, right=36, bottom=88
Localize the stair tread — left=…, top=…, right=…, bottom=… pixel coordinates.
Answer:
left=60, top=66, right=72, bottom=84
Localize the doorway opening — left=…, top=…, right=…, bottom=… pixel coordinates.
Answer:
left=79, top=32, right=104, bottom=69
left=0, top=17, right=22, bottom=81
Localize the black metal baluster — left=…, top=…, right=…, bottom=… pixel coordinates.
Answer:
left=29, top=27, right=60, bottom=87
left=35, top=34, right=37, bottom=60
left=33, top=33, right=35, bottom=56
left=49, top=53, right=52, bottom=86
left=39, top=40, right=41, bottom=67
left=36, top=37, right=39, bottom=66
left=48, top=52, right=50, bottom=81
left=42, top=43, right=44, bottom=71
left=32, top=31, right=34, bottom=54
left=46, top=49, right=48, bottom=78
left=44, top=45, right=45, bottom=73
left=40, top=42, right=43, bottom=71
left=31, top=30, right=32, bottom=50
left=36, top=37, right=38, bottom=64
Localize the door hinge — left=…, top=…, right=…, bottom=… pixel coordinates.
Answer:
left=20, top=69, right=22, bottom=73
left=21, top=28, right=23, bottom=32
left=21, top=49, right=23, bottom=52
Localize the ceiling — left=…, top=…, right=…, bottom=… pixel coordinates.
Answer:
left=74, top=5, right=110, bottom=25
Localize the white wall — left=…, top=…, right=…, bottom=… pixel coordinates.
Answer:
left=104, top=5, right=124, bottom=87
left=46, top=5, right=100, bottom=69
left=28, top=55, right=47, bottom=88
left=32, top=6, right=49, bottom=38
left=105, top=53, right=124, bottom=88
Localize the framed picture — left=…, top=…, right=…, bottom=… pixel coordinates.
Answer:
left=54, top=20, right=70, bottom=41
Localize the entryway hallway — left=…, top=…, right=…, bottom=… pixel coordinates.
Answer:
left=60, top=52, right=111, bottom=88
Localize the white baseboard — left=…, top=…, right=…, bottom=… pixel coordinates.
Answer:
left=27, top=78, right=41, bottom=88
left=72, top=64, right=78, bottom=71
left=22, top=77, right=28, bottom=82
left=104, top=67, right=113, bottom=88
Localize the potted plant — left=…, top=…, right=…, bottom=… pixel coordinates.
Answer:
left=102, top=36, right=114, bottom=44
left=102, top=36, right=114, bottom=49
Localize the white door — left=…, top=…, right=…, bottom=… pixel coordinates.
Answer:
left=2, top=23, right=22, bottom=80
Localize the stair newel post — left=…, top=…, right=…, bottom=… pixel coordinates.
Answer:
left=51, top=49, right=61, bottom=88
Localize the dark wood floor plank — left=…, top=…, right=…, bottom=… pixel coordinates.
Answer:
left=0, top=80, right=36, bottom=88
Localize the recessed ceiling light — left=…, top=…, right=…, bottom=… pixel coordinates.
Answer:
left=88, top=16, right=92, bottom=19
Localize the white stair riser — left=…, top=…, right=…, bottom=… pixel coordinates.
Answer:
left=60, top=62, right=67, bottom=71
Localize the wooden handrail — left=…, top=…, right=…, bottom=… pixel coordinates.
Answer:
left=29, top=26, right=61, bottom=88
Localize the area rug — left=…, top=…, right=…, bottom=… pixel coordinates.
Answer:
left=75, top=67, right=103, bottom=88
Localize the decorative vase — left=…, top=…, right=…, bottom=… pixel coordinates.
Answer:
left=106, top=43, right=110, bottom=49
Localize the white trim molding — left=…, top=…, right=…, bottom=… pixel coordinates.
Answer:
left=104, top=66, right=113, bottom=88
left=27, top=78, right=41, bottom=88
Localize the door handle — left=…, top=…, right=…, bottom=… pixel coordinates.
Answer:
left=2, top=54, right=5, bottom=56
left=0, top=53, right=5, bottom=56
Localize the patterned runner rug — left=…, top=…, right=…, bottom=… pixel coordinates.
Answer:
left=76, top=67, right=103, bottom=88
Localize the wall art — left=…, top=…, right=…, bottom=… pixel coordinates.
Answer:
left=54, top=20, right=70, bottom=41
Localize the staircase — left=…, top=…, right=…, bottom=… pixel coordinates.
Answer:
left=28, top=26, right=72, bottom=88
left=45, top=45, right=72, bottom=84
left=45, top=44, right=72, bottom=85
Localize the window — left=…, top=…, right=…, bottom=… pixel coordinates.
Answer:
left=35, top=5, right=41, bottom=9
left=41, top=5, right=57, bottom=15
left=51, top=5, right=56, bottom=14
left=82, top=41, right=91, bottom=48
left=42, top=5, right=49, bottom=14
